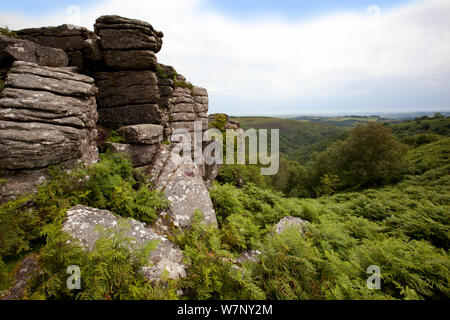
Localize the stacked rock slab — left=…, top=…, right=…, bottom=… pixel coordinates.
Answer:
left=16, top=24, right=102, bottom=74
left=93, top=16, right=164, bottom=133
left=106, top=124, right=163, bottom=168
left=0, top=61, right=98, bottom=203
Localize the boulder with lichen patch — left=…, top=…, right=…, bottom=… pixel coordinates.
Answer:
left=62, top=205, right=186, bottom=282
left=149, top=145, right=218, bottom=234
left=274, top=216, right=310, bottom=237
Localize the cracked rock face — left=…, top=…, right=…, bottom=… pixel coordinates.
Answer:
left=0, top=61, right=98, bottom=203
left=150, top=145, right=218, bottom=234
left=63, top=205, right=186, bottom=282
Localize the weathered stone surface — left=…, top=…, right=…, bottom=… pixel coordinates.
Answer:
left=0, top=61, right=98, bottom=203
left=172, top=113, right=197, bottom=122
left=235, top=250, right=261, bottom=266
left=102, top=50, right=157, bottom=70
left=171, top=121, right=196, bottom=132
left=83, top=37, right=102, bottom=62
left=62, top=205, right=186, bottom=281
left=203, top=162, right=221, bottom=189
left=192, top=86, right=208, bottom=97
left=95, top=70, right=159, bottom=108
left=1, top=255, right=40, bottom=300
left=95, top=15, right=163, bottom=53
left=98, top=29, right=160, bottom=51
left=98, top=104, right=162, bottom=129
left=118, top=124, right=163, bottom=145
left=0, top=169, right=49, bottom=203
left=150, top=145, right=217, bottom=233
left=6, top=61, right=95, bottom=97
left=106, top=142, right=159, bottom=167
left=17, top=29, right=86, bottom=51
left=274, top=216, right=310, bottom=237
left=0, top=88, right=97, bottom=129
left=171, top=103, right=194, bottom=113
left=0, top=35, right=68, bottom=68
left=0, top=121, right=97, bottom=170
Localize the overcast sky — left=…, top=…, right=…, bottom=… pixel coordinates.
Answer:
left=1, top=0, right=449, bottom=115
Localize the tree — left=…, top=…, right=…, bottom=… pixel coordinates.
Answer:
left=313, top=122, right=408, bottom=188
left=433, top=112, right=444, bottom=119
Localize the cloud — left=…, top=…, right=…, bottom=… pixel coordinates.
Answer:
left=1, top=0, right=449, bottom=114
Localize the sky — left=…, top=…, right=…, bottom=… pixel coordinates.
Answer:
left=1, top=0, right=449, bottom=116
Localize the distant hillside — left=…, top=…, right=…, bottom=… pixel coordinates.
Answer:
left=232, top=116, right=342, bottom=156
left=291, top=115, right=383, bottom=128
left=388, top=116, right=450, bottom=139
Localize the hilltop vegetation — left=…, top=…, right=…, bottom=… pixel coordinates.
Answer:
left=234, top=116, right=342, bottom=157
left=291, top=115, right=383, bottom=127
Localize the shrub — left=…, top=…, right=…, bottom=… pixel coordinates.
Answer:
left=0, top=196, right=40, bottom=257
left=35, top=153, right=169, bottom=225
left=174, top=211, right=265, bottom=300
left=221, top=214, right=261, bottom=252
left=0, top=26, right=16, bottom=37
left=351, top=238, right=449, bottom=299
left=250, top=227, right=324, bottom=300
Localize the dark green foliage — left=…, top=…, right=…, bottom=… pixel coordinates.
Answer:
left=250, top=228, right=323, bottom=300
left=96, top=126, right=125, bottom=153
left=401, top=133, right=444, bottom=148
left=36, top=153, right=169, bottom=225
left=312, top=122, right=408, bottom=189
left=155, top=64, right=168, bottom=79
left=0, top=256, right=12, bottom=292
left=235, top=116, right=342, bottom=157
left=174, top=79, right=194, bottom=91
left=0, top=79, right=5, bottom=93
left=290, top=131, right=349, bottom=164
left=0, top=26, right=16, bottom=37
left=389, top=116, right=450, bottom=138
left=351, top=238, right=449, bottom=299
left=0, top=196, right=40, bottom=257
left=27, top=223, right=179, bottom=300
left=0, top=153, right=169, bottom=261
left=209, top=114, right=228, bottom=132
left=174, top=211, right=265, bottom=300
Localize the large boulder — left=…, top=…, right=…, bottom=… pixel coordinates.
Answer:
left=118, top=124, right=163, bottom=145
left=274, top=216, right=310, bottom=237
left=0, top=61, right=98, bottom=203
left=106, top=143, right=159, bottom=168
left=0, top=35, right=68, bottom=68
left=62, top=205, right=186, bottom=282
left=149, top=145, right=217, bottom=234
